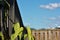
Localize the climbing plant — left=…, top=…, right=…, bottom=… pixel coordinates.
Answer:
left=0, top=22, right=34, bottom=40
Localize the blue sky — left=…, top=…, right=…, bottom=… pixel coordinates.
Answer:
left=17, top=0, right=60, bottom=29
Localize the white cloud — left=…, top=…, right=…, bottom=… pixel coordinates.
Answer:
left=57, top=26, right=60, bottom=27
left=55, top=24, right=58, bottom=26
left=58, top=16, right=60, bottom=18
left=48, top=17, right=56, bottom=20
left=40, top=3, right=60, bottom=9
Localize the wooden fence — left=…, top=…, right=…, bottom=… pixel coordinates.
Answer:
left=32, top=29, right=60, bottom=40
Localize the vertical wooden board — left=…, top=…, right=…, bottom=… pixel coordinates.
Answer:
left=38, top=31, right=40, bottom=40
left=58, top=30, right=60, bottom=40
left=34, top=30, right=37, bottom=40
left=43, top=32, right=45, bottom=40
left=47, top=30, right=48, bottom=40
left=45, top=31, right=47, bottom=40
left=32, top=30, right=36, bottom=37
left=52, top=30, right=55, bottom=40
left=40, top=31, right=43, bottom=40
left=36, top=30, right=40, bottom=40
left=56, top=30, right=60, bottom=40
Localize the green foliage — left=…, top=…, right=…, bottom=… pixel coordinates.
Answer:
left=0, top=22, right=34, bottom=40
left=0, top=32, right=4, bottom=40
left=26, top=27, right=34, bottom=40
left=11, top=23, right=23, bottom=40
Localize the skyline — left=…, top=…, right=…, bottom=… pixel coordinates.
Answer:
left=17, top=0, right=60, bottom=29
